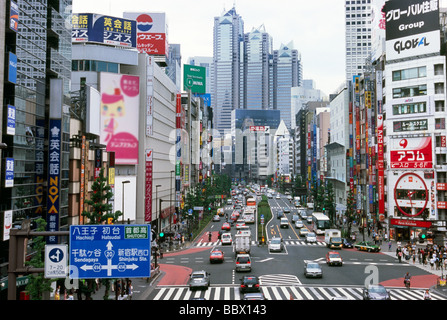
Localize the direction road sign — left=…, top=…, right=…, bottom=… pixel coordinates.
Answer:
left=69, top=224, right=151, bottom=279
left=45, top=244, right=68, bottom=279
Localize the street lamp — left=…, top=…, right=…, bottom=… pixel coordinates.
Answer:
left=122, top=180, right=130, bottom=224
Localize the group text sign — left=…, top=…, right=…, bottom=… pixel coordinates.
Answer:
left=385, top=0, right=440, bottom=60
left=69, top=225, right=151, bottom=279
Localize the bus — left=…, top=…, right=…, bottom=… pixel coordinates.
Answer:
left=311, top=212, right=331, bottom=235
left=246, top=197, right=256, bottom=207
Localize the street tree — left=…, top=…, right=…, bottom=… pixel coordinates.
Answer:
left=81, top=167, right=123, bottom=300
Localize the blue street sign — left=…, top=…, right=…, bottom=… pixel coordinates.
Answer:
left=69, top=224, right=151, bottom=279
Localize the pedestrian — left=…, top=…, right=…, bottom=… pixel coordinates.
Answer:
left=67, top=289, right=74, bottom=300
left=412, top=252, right=416, bottom=264
left=127, top=280, right=133, bottom=300
left=388, top=241, right=392, bottom=251
left=423, top=289, right=431, bottom=300
left=55, top=285, right=60, bottom=300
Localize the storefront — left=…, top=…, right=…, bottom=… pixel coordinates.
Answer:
left=389, top=218, right=432, bottom=242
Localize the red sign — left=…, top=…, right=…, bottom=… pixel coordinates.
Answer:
left=438, top=201, right=447, bottom=209
left=145, top=149, right=153, bottom=222
left=390, top=218, right=432, bottom=228
left=390, top=137, right=433, bottom=169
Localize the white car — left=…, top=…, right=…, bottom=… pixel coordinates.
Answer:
left=268, top=237, right=284, bottom=252
left=221, top=233, right=232, bottom=245
left=276, top=194, right=281, bottom=199
left=306, top=232, right=317, bottom=243
left=295, top=220, right=304, bottom=229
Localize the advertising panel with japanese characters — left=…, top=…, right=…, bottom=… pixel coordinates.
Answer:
left=100, top=72, right=140, bottom=165
left=389, top=136, right=433, bottom=169
left=124, top=12, right=168, bottom=56
left=72, top=13, right=136, bottom=48
left=385, top=0, right=440, bottom=60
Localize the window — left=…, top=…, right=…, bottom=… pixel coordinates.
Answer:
left=392, top=85, right=427, bottom=98
left=392, top=66, right=426, bottom=81
left=392, top=102, right=426, bottom=115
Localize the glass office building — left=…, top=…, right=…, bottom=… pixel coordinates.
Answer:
left=272, top=42, right=302, bottom=129
left=1, top=0, right=72, bottom=289
left=242, top=25, right=272, bottom=110
left=213, top=7, right=244, bottom=134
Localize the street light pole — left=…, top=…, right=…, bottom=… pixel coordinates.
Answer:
left=121, top=180, right=130, bottom=298
left=122, top=180, right=130, bottom=224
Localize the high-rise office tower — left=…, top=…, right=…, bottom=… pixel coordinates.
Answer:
left=242, top=25, right=273, bottom=110
left=344, top=0, right=373, bottom=81
left=272, top=42, right=302, bottom=129
left=1, top=0, right=72, bottom=292
left=212, top=7, right=244, bottom=134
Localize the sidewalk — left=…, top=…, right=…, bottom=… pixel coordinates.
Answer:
left=351, top=226, right=447, bottom=298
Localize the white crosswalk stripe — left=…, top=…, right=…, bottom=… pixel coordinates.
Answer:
left=150, top=285, right=447, bottom=300
left=193, top=240, right=325, bottom=247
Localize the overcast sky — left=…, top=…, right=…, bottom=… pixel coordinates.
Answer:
left=72, top=0, right=346, bottom=97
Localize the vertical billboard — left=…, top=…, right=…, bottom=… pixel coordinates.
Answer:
left=100, top=73, right=140, bottom=165
left=124, top=12, right=169, bottom=56
left=72, top=13, right=137, bottom=48
left=385, top=0, right=440, bottom=60
left=145, top=149, right=153, bottom=222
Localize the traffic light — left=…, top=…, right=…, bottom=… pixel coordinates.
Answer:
left=159, top=232, right=165, bottom=242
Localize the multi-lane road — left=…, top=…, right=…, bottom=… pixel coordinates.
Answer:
left=146, top=190, right=446, bottom=301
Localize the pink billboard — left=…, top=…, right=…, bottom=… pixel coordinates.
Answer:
left=100, top=72, right=140, bottom=164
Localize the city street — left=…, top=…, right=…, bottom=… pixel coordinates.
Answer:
left=125, top=192, right=447, bottom=301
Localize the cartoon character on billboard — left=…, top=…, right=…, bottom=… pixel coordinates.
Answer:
left=100, top=73, right=140, bottom=165
left=101, top=87, right=125, bottom=143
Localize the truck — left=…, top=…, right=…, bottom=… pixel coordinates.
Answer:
left=324, top=229, right=343, bottom=249
left=234, top=233, right=251, bottom=257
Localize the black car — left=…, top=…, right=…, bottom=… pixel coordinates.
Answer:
left=276, top=210, right=284, bottom=219
left=240, top=275, right=260, bottom=294
left=342, top=238, right=353, bottom=248
left=363, top=284, right=391, bottom=300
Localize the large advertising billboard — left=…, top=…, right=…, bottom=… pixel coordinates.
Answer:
left=124, top=12, right=168, bottom=56
left=100, top=73, right=140, bottom=165
left=389, top=136, right=433, bottom=169
left=385, top=0, right=440, bottom=60
left=72, top=13, right=137, bottom=48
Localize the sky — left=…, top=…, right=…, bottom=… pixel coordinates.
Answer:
left=72, top=0, right=346, bottom=97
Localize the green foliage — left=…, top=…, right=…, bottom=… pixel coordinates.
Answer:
left=25, top=218, right=54, bottom=300
left=82, top=168, right=122, bottom=224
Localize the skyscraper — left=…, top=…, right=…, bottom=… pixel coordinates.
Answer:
left=272, top=42, right=302, bottom=129
left=212, top=7, right=244, bottom=134
left=344, top=0, right=372, bottom=81
left=242, top=25, right=273, bottom=110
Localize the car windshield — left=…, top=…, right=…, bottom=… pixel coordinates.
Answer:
left=191, top=273, right=205, bottom=279
left=307, top=263, right=319, bottom=268
left=271, top=239, right=281, bottom=244
left=329, top=253, right=340, bottom=258
left=211, top=252, right=221, bottom=256
left=307, top=233, right=315, bottom=237
left=369, top=286, right=386, bottom=293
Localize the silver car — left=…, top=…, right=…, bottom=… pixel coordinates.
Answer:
left=188, top=270, right=210, bottom=290
left=306, top=232, right=317, bottom=243
left=268, top=237, right=284, bottom=252
left=304, top=261, right=323, bottom=278
left=295, top=220, right=304, bottom=229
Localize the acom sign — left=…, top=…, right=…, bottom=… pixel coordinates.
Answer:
left=385, top=0, right=440, bottom=60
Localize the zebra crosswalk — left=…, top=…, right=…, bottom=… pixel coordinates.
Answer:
left=150, top=284, right=446, bottom=301
left=193, top=240, right=326, bottom=247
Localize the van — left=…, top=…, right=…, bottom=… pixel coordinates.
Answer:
left=280, top=217, right=289, bottom=228
left=235, top=254, right=252, bottom=272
